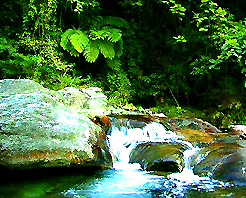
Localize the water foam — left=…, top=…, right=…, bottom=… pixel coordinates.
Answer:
left=61, top=120, right=233, bottom=198
left=108, top=122, right=182, bottom=168
left=108, top=120, right=233, bottom=189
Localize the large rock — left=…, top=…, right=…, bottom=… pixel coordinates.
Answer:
left=193, top=135, right=246, bottom=185
left=129, top=142, right=186, bottom=172
left=56, top=87, right=108, bottom=117
left=0, top=79, right=112, bottom=169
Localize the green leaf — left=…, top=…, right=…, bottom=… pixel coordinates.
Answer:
left=107, top=28, right=122, bottom=42
left=241, top=68, right=246, bottom=73
left=209, top=59, right=216, bottom=64
left=106, top=57, right=121, bottom=70
left=98, top=40, right=115, bottom=59
left=70, top=31, right=89, bottom=53
left=103, top=16, right=129, bottom=28
left=114, top=39, right=123, bottom=57
left=70, top=49, right=80, bottom=57
left=83, top=40, right=100, bottom=63
left=199, top=27, right=208, bottom=31
left=61, top=29, right=76, bottom=51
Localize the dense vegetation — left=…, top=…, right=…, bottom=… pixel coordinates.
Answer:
left=1, top=0, right=246, bottom=128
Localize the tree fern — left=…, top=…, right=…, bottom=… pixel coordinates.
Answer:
left=107, top=28, right=122, bottom=42
left=106, top=57, right=121, bottom=70
left=70, top=49, right=80, bottom=57
left=98, top=39, right=115, bottom=59
left=102, top=16, right=129, bottom=28
left=83, top=40, right=100, bottom=62
left=61, top=29, right=76, bottom=52
left=60, top=16, right=127, bottom=62
left=90, top=27, right=122, bottom=42
left=113, top=38, right=123, bottom=57
left=70, top=31, right=89, bottom=53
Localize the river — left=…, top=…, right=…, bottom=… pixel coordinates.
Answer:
left=0, top=120, right=245, bottom=198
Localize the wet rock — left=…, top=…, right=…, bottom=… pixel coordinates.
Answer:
left=92, top=115, right=112, bottom=133
left=113, top=114, right=165, bottom=124
left=110, top=118, right=146, bottom=130
left=176, top=128, right=216, bottom=144
left=159, top=118, right=221, bottom=134
left=129, top=142, right=186, bottom=172
left=230, top=125, right=246, bottom=140
left=0, top=79, right=112, bottom=170
left=112, top=116, right=222, bottom=145
left=193, top=141, right=246, bottom=185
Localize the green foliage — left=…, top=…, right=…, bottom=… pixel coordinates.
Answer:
left=159, top=0, right=187, bottom=21
left=2, top=0, right=246, bottom=126
left=0, top=36, right=36, bottom=78
left=60, top=16, right=126, bottom=63
left=60, top=29, right=78, bottom=56
left=191, top=0, right=246, bottom=75
left=70, top=31, right=89, bottom=53
left=106, top=71, right=132, bottom=105
left=61, top=29, right=89, bottom=56
left=102, top=16, right=129, bottom=28
left=11, top=0, right=84, bottom=90
left=67, top=0, right=100, bottom=13
left=60, top=11, right=129, bottom=103
left=83, top=40, right=100, bottom=62
left=150, top=105, right=193, bottom=119
left=98, top=40, right=115, bottom=59
left=70, top=32, right=89, bottom=53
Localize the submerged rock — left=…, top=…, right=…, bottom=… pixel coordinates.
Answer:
left=0, top=79, right=112, bottom=170
left=129, top=142, right=186, bottom=172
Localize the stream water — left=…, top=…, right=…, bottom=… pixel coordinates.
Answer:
left=60, top=121, right=233, bottom=198
left=1, top=120, right=246, bottom=198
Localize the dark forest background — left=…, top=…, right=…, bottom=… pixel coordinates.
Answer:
left=1, top=0, right=246, bottom=128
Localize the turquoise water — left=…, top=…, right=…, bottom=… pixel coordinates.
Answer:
left=0, top=121, right=244, bottom=198
left=0, top=167, right=98, bottom=198
left=0, top=166, right=244, bottom=198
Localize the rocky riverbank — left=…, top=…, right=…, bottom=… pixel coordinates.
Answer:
left=0, top=79, right=112, bottom=170
left=1, top=79, right=246, bottom=186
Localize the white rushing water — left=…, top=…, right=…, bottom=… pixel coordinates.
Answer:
left=108, top=122, right=180, bottom=169
left=108, top=121, right=200, bottom=176
left=61, top=120, right=232, bottom=198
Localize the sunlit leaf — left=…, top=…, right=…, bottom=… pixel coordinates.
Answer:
left=83, top=40, right=100, bottom=63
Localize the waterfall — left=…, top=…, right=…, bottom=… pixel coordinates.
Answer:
left=61, top=119, right=233, bottom=198
left=107, top=119, right=232, bottom=189
left=108, top=121, right=198, bottom=171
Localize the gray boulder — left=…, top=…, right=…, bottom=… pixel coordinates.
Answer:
left=56, top=86, right=108, bottom=117
left=0, top=79, right=112, bottom=169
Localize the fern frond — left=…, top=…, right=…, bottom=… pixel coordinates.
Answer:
left=83, top=40, right=100, bottom=63
left=89, top=28, right=108, bottom=40
left=70, top=31, right=89, bottom=53
left=106, top=57, right=121, bottom=70
left=103, top=16, right=129, bottom=28
left=114, top=38, right=123, bottom=57
left=107, top=28, right=122, bottom=42
left=90, top=27, right=122, bottom=43
left=70, top=49, right=80, bottom=57
left=98, top=39, right=115, bottom=60
left=61, top=29, right=76, bottom=51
